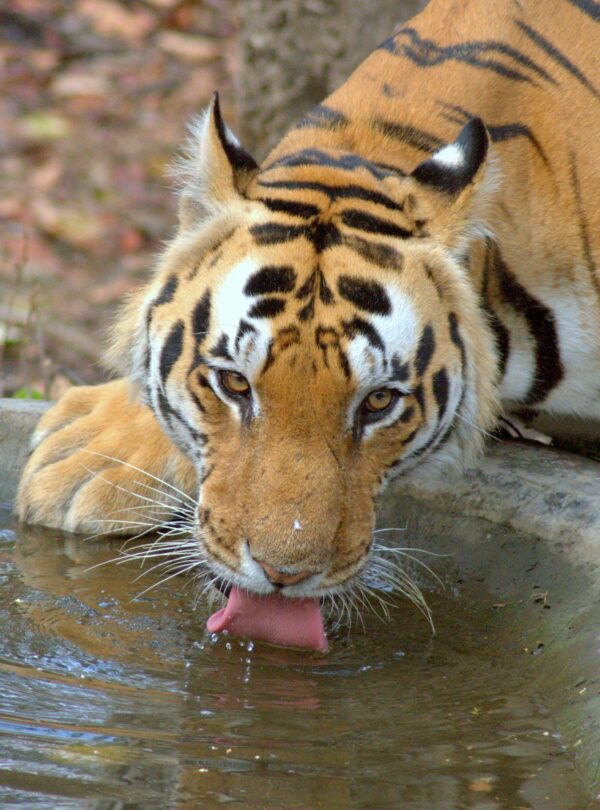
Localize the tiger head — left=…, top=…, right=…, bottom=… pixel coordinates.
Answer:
left=109, top=95, right=498, bottom=600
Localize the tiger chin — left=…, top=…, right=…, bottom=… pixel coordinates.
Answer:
left=18, top=0, right=597, bottom=650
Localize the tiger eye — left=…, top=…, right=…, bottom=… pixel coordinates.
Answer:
left=364, top=388, right=394, bottom=413
left=220, top=370, right=251, bottom=397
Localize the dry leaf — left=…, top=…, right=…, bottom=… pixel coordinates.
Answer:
left=78, top=0, right=156, bottom=42
left=156, top=31, right=220, bottom=63
left=51, top=73, right=110, bottom=99
left=18, top=112, right=71, bottom=141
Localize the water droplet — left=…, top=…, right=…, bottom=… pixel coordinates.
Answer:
left=246, top=640, right=254, bottom=652
left=225, top=642, right=232, bottom=651
left=209, top=633, right=219, bottom=644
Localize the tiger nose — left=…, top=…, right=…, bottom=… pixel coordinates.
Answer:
left=258, top=561, right=313, bottom=587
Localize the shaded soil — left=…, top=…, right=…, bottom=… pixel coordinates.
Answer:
left=0, top=0, right=237, bottom=398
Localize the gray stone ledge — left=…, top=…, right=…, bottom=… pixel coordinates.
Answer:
left=0, top=398, right=51, bottom=506
left=386, top=441, right=600, bottom=574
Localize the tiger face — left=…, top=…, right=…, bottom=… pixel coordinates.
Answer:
left=109, top=96, right=498, bottom=600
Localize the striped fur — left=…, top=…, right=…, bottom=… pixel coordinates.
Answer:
left=18, top=0, right=600, bottom=604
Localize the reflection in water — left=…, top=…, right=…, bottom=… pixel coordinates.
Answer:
left=0, top=510, right=590, bottom=809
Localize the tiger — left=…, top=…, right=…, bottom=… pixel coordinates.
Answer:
left=16, top=0, right=600, bottom=648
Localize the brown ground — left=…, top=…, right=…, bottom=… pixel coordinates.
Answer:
left=0, top=0, right=237, bottom=399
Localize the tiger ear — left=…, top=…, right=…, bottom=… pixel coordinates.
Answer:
left=406, top=118, right=495, bottom=251
left=176, top=92, right=258, bottom=231
left=411, top=118, right=490, bottom=196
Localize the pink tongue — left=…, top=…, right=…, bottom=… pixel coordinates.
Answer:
left=206, top=586, right=328, bottom=653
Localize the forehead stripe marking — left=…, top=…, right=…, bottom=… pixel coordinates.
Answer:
left=250, top=221, right=342, bottom=252
left=343, top=316, right=385, bottom=353
left=338, top=275, right=391, bottom=315
left=248, top=298, right=286, bottom=318
left=341, top=209, right=412, bottom=240
left=343, top=235, right=404, bottom=271
left=244, top=265, right=296, bottom=296
left=257, top=179, right=404, bottom=213
left=260, top=198, right=320, bottom=218
left=266, top=148, right=398, bottom=181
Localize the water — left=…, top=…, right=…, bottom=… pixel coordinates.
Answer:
left=0, top=508, right=592, bottom=809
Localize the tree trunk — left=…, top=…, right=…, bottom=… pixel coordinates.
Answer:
left=237, top=0, right=427, bottom=159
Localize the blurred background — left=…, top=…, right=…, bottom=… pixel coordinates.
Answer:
left=0, top=0, right=423, bottom=400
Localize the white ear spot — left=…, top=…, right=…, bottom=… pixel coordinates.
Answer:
left=432, top=142, right=465, bottom=168
left=224, top=125, right=241, bottom=148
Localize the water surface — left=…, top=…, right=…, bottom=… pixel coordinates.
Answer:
left=0, top=508, right=592, bottom=809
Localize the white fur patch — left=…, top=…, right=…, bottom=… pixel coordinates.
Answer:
left=213, top=256, right=273, bottom=382
left=432, top=142, right=465, bottom=168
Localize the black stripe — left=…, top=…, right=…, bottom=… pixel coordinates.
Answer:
left=250, top=223, right=307, bottom=245
left=248, top=298, right=286, bottom=319
left=249, top=220, right=341, bottom=252
left=343, top=316, right=385, bottom=353
left=391, top=354, right=410, bottom=382
left=516, top=20, right=600, bottom=99
left=414, top=324, right=435, bottom=376
left=438, top=102, right=549, bottom=165
left=381, top=26, right=555, bottom=86
left=296, top=104, right=348, bottom=131
left=409, top=419, right=453, bottom=461
left=295, top=268, right=335, bottom=321
left=413, top=384, right=425, bottom=416
left=315, top=326, right=351, bottom=378
left=569, top=152, right=600, bottom=301
left=399, top=405, right=415, bottom=423
left=266, top=148, right=395, bottom=181
left=234, top=319, right=257, bottom=353
left=152, top=274, right=178, bottom=309
left=257, top=178, right=404, bottom=212
left=260, top=198, right=320, bottom=219
left=190, top=290, right=211, bottom=368
left=210, top=333, right=232, bottom=360
left=373, top=118, right=444, bottom=152
left=432, top=366, right=449, bottom=419
left=338, top=275, right=391, bottom=315
left=566, top=0, right=600, bottom=20
left=160, top=320, right=184, bottom=382
left=424, top=263, right=444, bottom=299
left=480, top=246, right=509, bottom=377
left=155, top=388, right=205, bottom=447
left=319, top=270, right=334, bottom=304
left=244, top=265, right=296, bottom=296
left=311, top=221, right=342, bottom=252
left=341, top=209, right=412, bottom=240
left=147, top=275, right=179, bottom=334
left=343, top=235, right=405, bottom=272
left=493, top=243, right=563, bottom=404
left=448, top=313, right=466, bottom=369
left=192, top=290, right=211, bottom=339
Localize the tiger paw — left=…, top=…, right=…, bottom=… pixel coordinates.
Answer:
left=17, top=380, right=197, bottom=535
